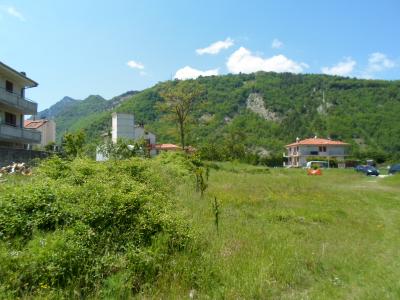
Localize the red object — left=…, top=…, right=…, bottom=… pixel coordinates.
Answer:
left=307, top=169, right=322, bottom=175
left=154, top=144, right=182, bottom=151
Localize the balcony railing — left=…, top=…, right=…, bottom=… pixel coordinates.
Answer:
left=0, top=87, right=37, bottom=114
left=286, top=151, right=299, bottom=156
left=0, top=123, right=41, bottom=144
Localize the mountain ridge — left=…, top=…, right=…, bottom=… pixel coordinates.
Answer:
left=36, top=91, right=138, bottom=140
left=43, top=72, right=400, bottom=158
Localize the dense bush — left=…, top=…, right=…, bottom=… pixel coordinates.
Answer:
left=0, top=155, right=197, bottom=298
left=198, top=141, right=284, bottom=167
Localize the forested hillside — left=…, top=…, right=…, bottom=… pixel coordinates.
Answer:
left=50, top=72, right=400, bottom=159
left=36, top=91, right=138, bottom=141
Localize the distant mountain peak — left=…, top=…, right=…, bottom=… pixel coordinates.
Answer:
left=60, top=96, right=76, bottom=102
left=83, top=95, right=106, bottom=102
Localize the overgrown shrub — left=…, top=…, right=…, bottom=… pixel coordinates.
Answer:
left=0, top=156, right=197, bottom=297
left=199, top=142, right=283, bottom=167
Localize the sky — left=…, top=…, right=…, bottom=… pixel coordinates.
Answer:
left=0, top=0, right=399, bottom=110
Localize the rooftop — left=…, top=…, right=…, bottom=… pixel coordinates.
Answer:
left=286, top=137, right=349, bottom=147
left=155, top=143, right=181, bottom=150
left=24, top=119, right=48, bottom=129
left=0, top=61, right=38, bottom=87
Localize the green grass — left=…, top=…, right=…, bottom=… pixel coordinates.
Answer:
left=1, top=162, right=399, bottom=299
left=151, top=165, right=400, bottom=299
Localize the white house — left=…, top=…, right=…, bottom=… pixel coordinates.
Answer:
left=284, top=137, right=349, bottom=168
left=0, top=61, right=41, bottom=148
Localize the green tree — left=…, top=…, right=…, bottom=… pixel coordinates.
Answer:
left=159, top=80, right=205, bottom=149
left=62, top=131, right=86, bottom=158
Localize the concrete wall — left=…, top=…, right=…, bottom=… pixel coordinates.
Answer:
left=299, top=145, right=347, bottom=156
left=134, top=127, right=156, bottom=145
left=0, top=73, right=24, bottom=97
left=134, top=127, right=157, bottom=156
left=327, top=146, right=347, bottom=156
left=112, top=113, right=135, bottom=143
left=0, top=148, right=49, bottom=167
left=0, top=103, right=24, bottom=127
left=35, top=120, right=56, bottom=148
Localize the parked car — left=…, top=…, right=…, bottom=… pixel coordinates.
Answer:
left=354, top=165, right=380, bottom=176
left=354, top=165, right=365, bottom=172
left=389, top=163, right=400, bottom=175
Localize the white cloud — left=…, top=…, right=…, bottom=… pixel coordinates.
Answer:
left=226, top=47, right=308, bottom=74
left=196, top=38, right=234, bottom=55
left=127, top=60, right=144, bottom=70
left=0, top=5, right=25, bottom=21
left=366, top=52, right=395, bottom=72
left=271, top=38, right=283, bottom=49
left=321, top=57, right=356, bottom=76
left=174, top=66, right=219, bottom=80
left=359, top=52, right=396, bottom=79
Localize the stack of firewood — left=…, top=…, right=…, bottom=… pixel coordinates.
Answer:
left=0, top=162, right=32, bottom=176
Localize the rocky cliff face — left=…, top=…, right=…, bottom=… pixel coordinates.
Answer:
left=246, top=93, right=280, bottom=122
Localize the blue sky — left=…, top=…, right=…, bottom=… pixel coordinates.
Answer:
left=0, top=0, right=399, bottom=110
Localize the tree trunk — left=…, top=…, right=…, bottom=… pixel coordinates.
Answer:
left=179, top=121, right=185, bottom=149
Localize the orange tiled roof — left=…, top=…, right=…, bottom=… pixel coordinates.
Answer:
left=286, top=138, right=349, bottom=147
left=24, top=119, right=48, bottom=129
left=155, top=143, right=181, bottom=150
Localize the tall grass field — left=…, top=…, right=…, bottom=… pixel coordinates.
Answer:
left=0, top=156, right=399, bottom=299
left=168, top=164, right=400, bottom=299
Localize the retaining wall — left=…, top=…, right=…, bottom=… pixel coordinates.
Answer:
left=0, top=148, right=49, bottom=167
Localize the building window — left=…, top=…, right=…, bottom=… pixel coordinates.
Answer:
left=319, top=146, right=327, bottom=152
left=5, top=112, right=16, bottom=126
left=6, top=80, right=13, bottom=93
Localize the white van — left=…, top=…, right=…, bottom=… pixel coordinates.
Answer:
left=305, top=161, right=329, bottom=169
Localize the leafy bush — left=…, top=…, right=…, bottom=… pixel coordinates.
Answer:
left=0, top=156, right=196, bottom=297
left=61, top=130, right=86, bottom=158
left=97, top=137, right=148, bottom=160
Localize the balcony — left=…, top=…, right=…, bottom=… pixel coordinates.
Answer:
left=285, top=151, right=299, bottom=157
left=0, top=123, right=41, bottom=144
left=0, top=87, right=37, bottom=115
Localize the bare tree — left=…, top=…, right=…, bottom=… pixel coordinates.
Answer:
left=159, top=80, right=205, bottom=149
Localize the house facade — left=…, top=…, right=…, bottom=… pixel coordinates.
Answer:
left=24, top=119, right=56, bottom=149
left=284, top=137, right=349, bottom=168
left=110, top=113, right=156, bottom=152
left=0, top=61, right=40, bottom=148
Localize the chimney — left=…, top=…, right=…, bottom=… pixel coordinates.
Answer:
left=296, top=137, right=300, bottom=143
